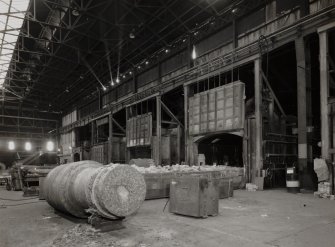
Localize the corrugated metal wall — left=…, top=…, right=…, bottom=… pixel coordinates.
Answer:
left=78, top=100, right=99, bottom=119
left=91, top=143, right=108, bottom=164
left=62, top=110, right=77, bottom=127
left=60, top=130, right=75, bottom=154
left=117, top=79, right=133, bottom=98
left=161, top=49, right=188, bottom=76
left=126, top=113, right=152, bottom=147
left=196, top=25, right=233, bottom=57
left=137, top=66, right=159, bottom=88
left=276, top=0, right=300, bottom=14
left=237, top=8, right=266, bottom=35
left=189, top=81, right=245, bottom=135
left=111, top=137, right=126, bottom=163
left=102, top=90, right=117, bottom=107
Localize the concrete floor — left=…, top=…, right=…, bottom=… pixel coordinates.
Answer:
left=0, top=188, right=334, bottom=247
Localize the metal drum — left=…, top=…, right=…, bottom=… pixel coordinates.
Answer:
left=286, top=167, right=300, bottom=193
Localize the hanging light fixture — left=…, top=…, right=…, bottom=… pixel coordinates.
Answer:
left=72, top=9, right=80, bottom=16
left=25, top=142, right=32, bottom=151
left=232, top=7, right=239, bottom=14
left=46, top=141, right=54, bottom=152
left=8, top=141, right=15, bottom=150
left=191, top=45, right=197, bottom=60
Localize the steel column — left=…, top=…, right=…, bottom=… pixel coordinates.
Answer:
left=295, top=37, right=308, bottom=172
left=318, top=29, right=330, bottom=160
left=254, top=58, right=263, bottom=181
left=184, top=85, right=189, bottom=165
left=108, top=112, right=113, bottom=163
left=155, top=95, right=162, bottom=165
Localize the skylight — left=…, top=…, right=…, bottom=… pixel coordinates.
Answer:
left=0, top=0, right=30, bottom=89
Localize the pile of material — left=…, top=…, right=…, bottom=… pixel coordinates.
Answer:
left=131, top=164, right=243, bottom=199
left=132, top=164, right=243, bottom=176
left=246, top=183, right=258, bottom=191
left=44, top=161, right=146, bottom=219
left=314, top=158, right=329, bottom=181
left=314, top=182, right=334, bottom=199
left=129, top=158, right=154, bottom=168
left=313, top=158, right=334, bottom=199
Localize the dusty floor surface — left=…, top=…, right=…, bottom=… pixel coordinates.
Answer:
left=0, top=188, right=334, bottom=247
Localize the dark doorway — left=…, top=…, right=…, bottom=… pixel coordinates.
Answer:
left=198, top=133, right=243, bottom=167
left=73, top=153, right=80, bottom=162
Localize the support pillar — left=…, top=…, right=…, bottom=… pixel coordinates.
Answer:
left=254, top=58, right=263, bottom=181
left=108, top=112, right=113, bottom=163
left=318, top=29, right=330, bottom=160
left=156, top=95, right=162, bottom=166
left=125, top=107, right=130, bottom=163
left=177, top=125, right=181, bottom=164
left=295, top=37, right=308, bottom=172
left=184, top=85, right=189, bottom=165
left=55, top=121, right=59, bottom=151
left=91, top=121, right=95, bottom=146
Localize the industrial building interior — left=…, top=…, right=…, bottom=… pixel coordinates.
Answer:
left=0, top=0, right=335, bottom=246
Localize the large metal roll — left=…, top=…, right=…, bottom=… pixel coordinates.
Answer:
left=44, top=161, right=146, bottom=219
left=91, top=164, right=147, bottom=218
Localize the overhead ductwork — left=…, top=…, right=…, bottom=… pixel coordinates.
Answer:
left=35, top=0, right=71, bottom=51
left=25, top=0, right=72, bottom=94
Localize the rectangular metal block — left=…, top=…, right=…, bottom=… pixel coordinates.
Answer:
left=169, top=175, right=219, bottom=218
left=188, top=81, right=245, bottom=135
left=38, top=176, right=46, bottom=200
left=218, top=178, right=234, bottom=199
left=126, top=113, right=152, bottom=147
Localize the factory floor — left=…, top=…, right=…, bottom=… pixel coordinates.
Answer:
left=0, top=188, right=334, bottom=247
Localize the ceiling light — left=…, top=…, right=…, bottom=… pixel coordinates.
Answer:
left=232, top=7, right=239, bottom=14
left=116, top=77, right=120, bottom=83
left=138, top=65, right=141, bottom=69
left=65, top=87, right=69, bottom=93
left=110, top=80, right=114, bottom=86
left=8, top=141, right=15, bottom=151
left=72, top=9, right=80, bottom=16
left=145, top=61, right=149, bottom=65
left=102, top=86, right=107, bottom=91
left=129, top=71, right=133, bottom=75
left=129, top=32, right=135, bottom=39
left=165, top=49, right=169, bottom=53
left=25, top=142, right=32, bottom=151
left=122, top=75, right=126, bottom=78
left=46, top=141, right=54, bottom=152
left=191, top=45, right=197, bottom=60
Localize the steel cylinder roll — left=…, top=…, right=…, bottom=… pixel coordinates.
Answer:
left=44, top=161, right=146, bottom=219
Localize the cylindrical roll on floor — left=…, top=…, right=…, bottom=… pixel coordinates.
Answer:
left=44, top=161, right=146, bottom=219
